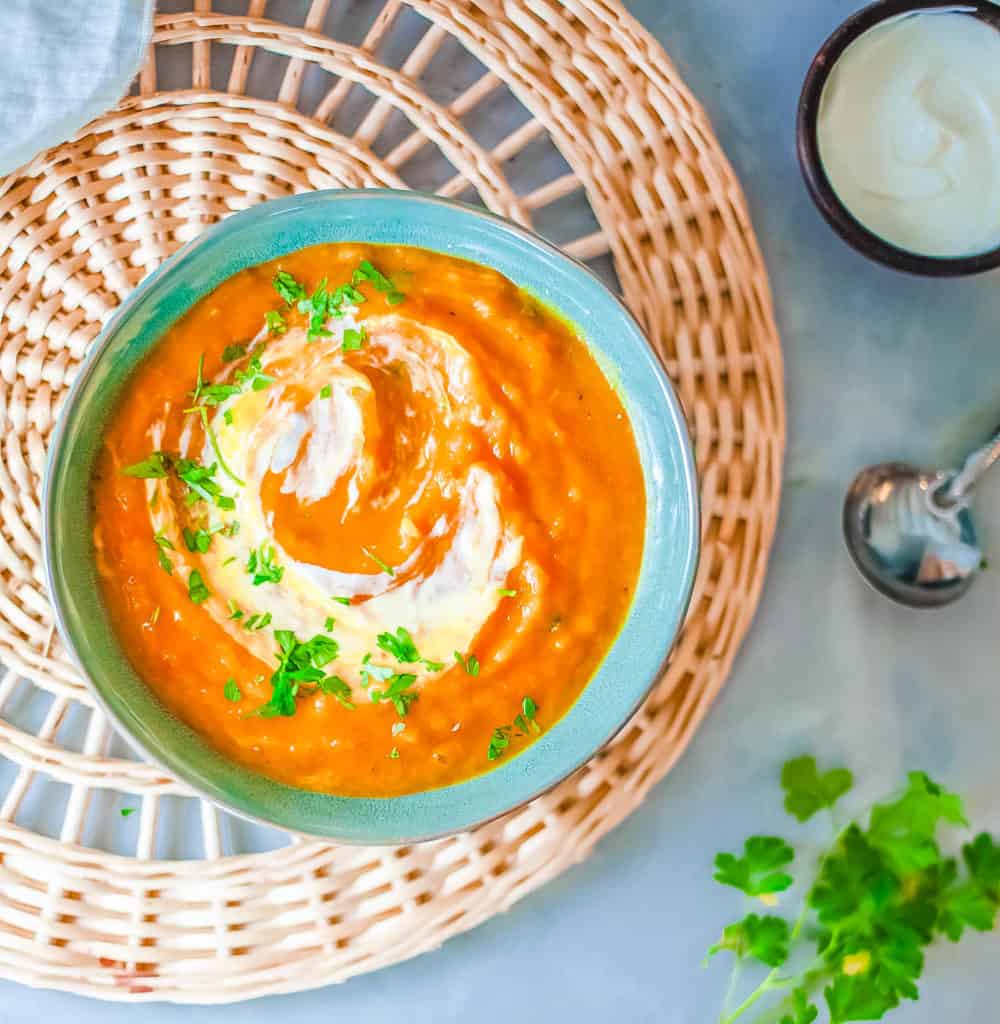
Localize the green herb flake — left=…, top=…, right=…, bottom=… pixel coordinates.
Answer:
left=353, top=260, right=406, bottom=305
left=226, top=599, right=243, bottom=620
left=317, top=674, right=354, bottom=710
left=498, top=588, right=517, bottom=597
left=224, top=678, right=242, bottom=703
left=122, top=452, right=170, bottom=479
left=120, top=807, right=137, bottom=818
left=324, top=616, right=336, bottom=632
left=223, top=409, right=234, bottom=426
left=273, top=270, right=306, bottom=305
left=187, top=570, right=211, bottom=605
left=487, top=726, right=511, bottom=761
left=332, top=596, right=352, bottom=606
left=264, top=310, right=287, bottom=335
left=246, top=544, right=284, bottom=586
left=342, top=326, right=366, bottom=352
left=243, top=612, right=272, bottom=632
left=222, top=343, right=247, bottom=363
left=389, top=747, right=400, bottom=759
left=369, top=672, right=419, bottom=718
left=182, top=526, right=215, bottom=554
left=320, top=384, right=333, bottom=399
left=361, top=546, right=395, bottom=576
left=454, top=650, right=480, bottom=677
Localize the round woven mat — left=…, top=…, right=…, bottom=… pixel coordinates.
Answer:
left=0, top=0, right=784, bottom=1003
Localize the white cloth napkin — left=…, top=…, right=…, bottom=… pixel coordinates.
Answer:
left=0, top=0, right=153, bottom=176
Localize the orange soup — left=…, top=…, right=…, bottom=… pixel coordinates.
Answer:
left=92, top=244, right=645, bottom=797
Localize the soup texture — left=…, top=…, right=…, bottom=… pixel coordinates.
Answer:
left=92, top=244, right=645, bottom=797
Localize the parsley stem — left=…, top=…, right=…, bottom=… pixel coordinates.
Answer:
left=197, top=407, right=246, bottom=487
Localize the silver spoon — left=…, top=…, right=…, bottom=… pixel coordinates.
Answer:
left=842, top=427, right=1000, bottom=607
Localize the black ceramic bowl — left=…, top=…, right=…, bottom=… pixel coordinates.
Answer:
left=797, top=0, right=1000, bottom=276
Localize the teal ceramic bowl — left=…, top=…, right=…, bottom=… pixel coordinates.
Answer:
left=44, top=190, right=699, bottom=844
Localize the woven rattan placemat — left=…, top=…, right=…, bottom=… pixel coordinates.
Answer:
left=0, top=0, right=784, bottom=1002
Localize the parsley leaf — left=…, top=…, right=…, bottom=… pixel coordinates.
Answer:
left=342, top=326, right=366, bottom=352
left=222, top=343, right=247, bottom=363
left=243, top=612, right=272, bottom=631
left=369, top=672, right=419, bottom=718
left=498, top=587, right=517, bottom=597
left=223, top=678, right=242, bottom=702
left=182, top=526, right=216, bottom=554
left=487, top=726, right=511, bottom=761
left=320, top=384, right=332, bottom=399
left=332, top=596, right=351, bottom=606
left=246, top=544, right=284, bottom=586
left=273, top=270, right=305, bottom=305
left=187, top=570, right=210, bottom=604
left=353, top=259, right=405, bottom=304
left=122, top=451, right=170, bottom=478
left=234, top=352, right=274, bottom=392
left=713, top=836, right=794, bottom=896
left=782, top=755, right=854, bottom=822
left=317, top=674, right=354, bottom=710
left=454, top=650, right=480, bottom=676
left=251, top=630, right=341, bottom=718
left=361, top=546, right=395, bottom=576
left=377, top=626, right=421, bottom=663
left=120, top=807, right=137, bottom=818
left=264, top=310, right=287, bottom=335
left=154, top=532, right=174, bottom=574
left=706, top=914, right=790, bottom=968
left=389, top=747, right=400, bottom=759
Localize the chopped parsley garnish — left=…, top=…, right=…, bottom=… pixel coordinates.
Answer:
left=513, top=696, right=540, bottom=736
left=234, top=352, right=274, bottom=392
left=332, top=596, right=352, bottom=606
left=187, top=570, right=210, bottom=605
left=359, top=654, right=395, bottom=689
left=369, top=672, right=419, bottom=718
left=324, top=616, right=335, bottom=632
left=487, top=728, right=510, bottom=761
left=320, top=384, right=332, bottom=399
left=223, top=409, right=234, bottom=426
left=487, top=696, right=540, bottom=760
left=154, top=533, right=174, bottom=575
left=378, top=626, right=443, bottom=670
left=317, top=674, right=354, bottom=710
left=223, top=678, right=242, bottom=702
left=222, top=343, right=247, bottom=363
left=264, top=310, right=287, bottom=335
left=301, top=277, right=333, bottom=341
left=243, top=611, right=272, bottom=631
left=361, top=546, right=395, bottom=576
left=498, top=588, right=517, bottom=598
left=226, top=599, right=243, bottom=621
left=246, top=544, right=283, bottom=586
left=174, top=457, right=233, bottom=509
left=123, top=452, right=170, bottom=478
left=120, top=807, right=137, bottom=818
left=389, top=747, right=400, bottom=760
left=251, top=630, right=344, bottom=718
left=342, top=326, right=366, bottom=352
left=353, top=260, right=406, bottom=304
left=454, top=650, right=480, bottom=676
left=182, top=526, right=217, bottom=554
left=273, top=270, right=306, bottom=305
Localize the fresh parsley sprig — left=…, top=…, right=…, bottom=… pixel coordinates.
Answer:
left=707, top=757, right=1000, bottom=1024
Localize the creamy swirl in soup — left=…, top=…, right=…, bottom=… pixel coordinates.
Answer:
left=92, top=244, right=645, bottom=797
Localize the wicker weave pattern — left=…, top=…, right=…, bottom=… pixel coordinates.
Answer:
left=0, top=0, right=784, bottom=1002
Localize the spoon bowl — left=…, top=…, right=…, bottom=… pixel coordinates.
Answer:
left=843, top=462, right=981, bottom=608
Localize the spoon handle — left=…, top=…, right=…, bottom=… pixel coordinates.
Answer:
left=944, top=424, right=1000, bottom=502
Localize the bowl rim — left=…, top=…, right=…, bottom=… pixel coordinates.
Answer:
left=43, top=188, right=700, bottom=844
left=796, top=0, right=1000, bottom=277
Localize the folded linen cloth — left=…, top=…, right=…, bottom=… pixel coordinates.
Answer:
left=0, top=0, right=153, bottom=176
